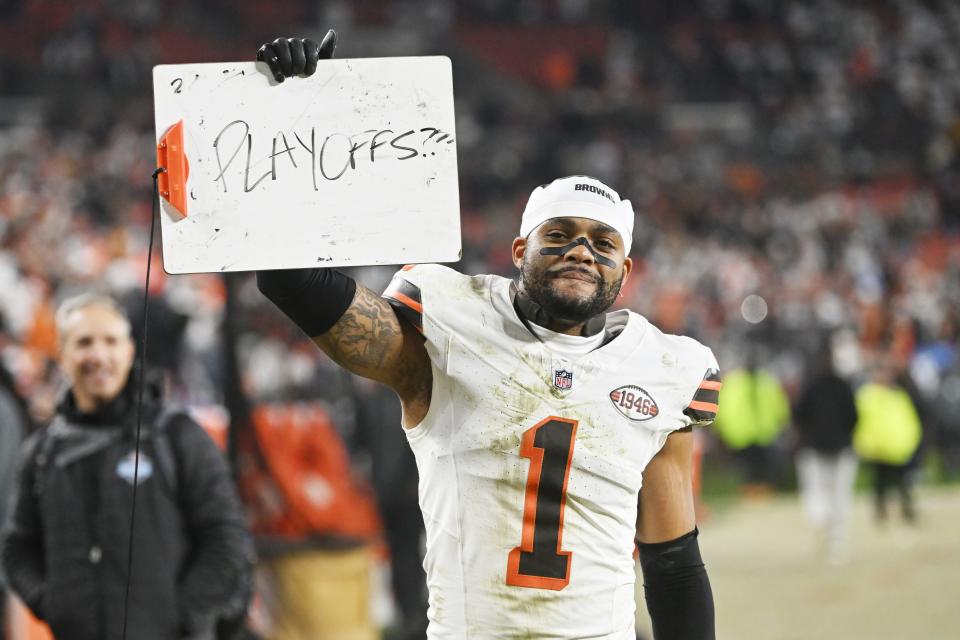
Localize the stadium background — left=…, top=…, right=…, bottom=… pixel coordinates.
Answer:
left=1, top=0, right=959, bottom=638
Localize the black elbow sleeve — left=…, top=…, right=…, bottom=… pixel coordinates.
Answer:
left=638, top=528, right=715, bottom=640
left=256, top=268, right=356, bottom=337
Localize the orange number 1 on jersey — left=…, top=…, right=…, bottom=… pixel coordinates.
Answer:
left=506, top=416, right=578, bottom=590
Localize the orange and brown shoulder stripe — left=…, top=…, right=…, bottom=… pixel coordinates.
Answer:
left=383, top=268, right=423, bottom=333
left=683, top=368, right=721, bottom=425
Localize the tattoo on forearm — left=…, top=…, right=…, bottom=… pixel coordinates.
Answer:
left=327, top=286, right=402, bottom=370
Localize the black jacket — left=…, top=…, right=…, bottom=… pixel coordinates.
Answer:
left=793, top=372, right=859, bottom=454
left=0, top=380, right=252, bottom=640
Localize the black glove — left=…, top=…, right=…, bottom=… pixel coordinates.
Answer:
left=256, top=30, right=337, bottom=83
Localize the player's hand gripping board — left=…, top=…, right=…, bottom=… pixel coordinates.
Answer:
left=152, top=58, right=461, bottom=274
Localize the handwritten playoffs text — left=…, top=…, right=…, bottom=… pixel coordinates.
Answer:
left=212, top=120, right=454, bottom=193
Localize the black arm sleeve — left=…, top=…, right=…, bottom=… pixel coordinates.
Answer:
left=170, top=416, right=254, bottom=635
left=0, top=434, right=47, bottom=619
left=638, top=528, right=715, bottom=640
left=256, top=267, right=357, bottom=337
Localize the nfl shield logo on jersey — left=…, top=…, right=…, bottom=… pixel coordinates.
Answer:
left=554, top=368, right=574, bottom=391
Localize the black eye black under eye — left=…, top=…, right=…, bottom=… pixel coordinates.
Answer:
left=539, top=236, right=619, bottom=268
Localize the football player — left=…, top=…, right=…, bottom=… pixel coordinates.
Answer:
left=256, top=33, right=719, bottom=640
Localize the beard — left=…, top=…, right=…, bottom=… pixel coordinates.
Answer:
left=520, top=256, right=623, bottom=326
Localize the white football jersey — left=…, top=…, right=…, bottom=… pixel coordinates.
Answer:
left=383, top=264, right=720, bottom=640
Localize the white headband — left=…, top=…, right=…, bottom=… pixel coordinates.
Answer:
left=519, top=176, right=634, bottom=255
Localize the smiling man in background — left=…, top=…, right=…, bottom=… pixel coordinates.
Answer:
left=1, top=293, right=252, bottom=640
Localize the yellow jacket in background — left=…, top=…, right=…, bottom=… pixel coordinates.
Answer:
left=853, top=383, right=922, bottom=465
left=713, top=368, right=790, bottom=451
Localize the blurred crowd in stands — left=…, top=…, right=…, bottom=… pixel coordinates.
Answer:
left=1, top=0, right=960, bottom=635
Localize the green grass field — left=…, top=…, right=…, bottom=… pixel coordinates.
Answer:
left=634, top=485, right=960, bottom=640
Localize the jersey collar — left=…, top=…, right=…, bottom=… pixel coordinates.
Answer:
left=511, top=282, right=607, bottom=338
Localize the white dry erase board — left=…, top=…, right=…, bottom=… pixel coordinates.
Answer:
left=152, top=57, right=461, bottom=274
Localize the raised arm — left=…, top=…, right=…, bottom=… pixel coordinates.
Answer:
left=253, top=35, right=432, bottom=426
left=257, top=268, right=432, bottom=427
left=636, top=428, right=715, bottom=640
left=313, top=280, right=432, bottom=425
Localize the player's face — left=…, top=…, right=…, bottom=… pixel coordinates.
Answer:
left=513, top=217, right=632, bottom=326
left=59, top=305, right=136, bottom=412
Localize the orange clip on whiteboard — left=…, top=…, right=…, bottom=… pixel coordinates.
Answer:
left=156, top=120, right=189, bottom=218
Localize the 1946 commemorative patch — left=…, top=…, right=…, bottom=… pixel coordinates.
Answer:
left=609, top=385, right=659, bottom=421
